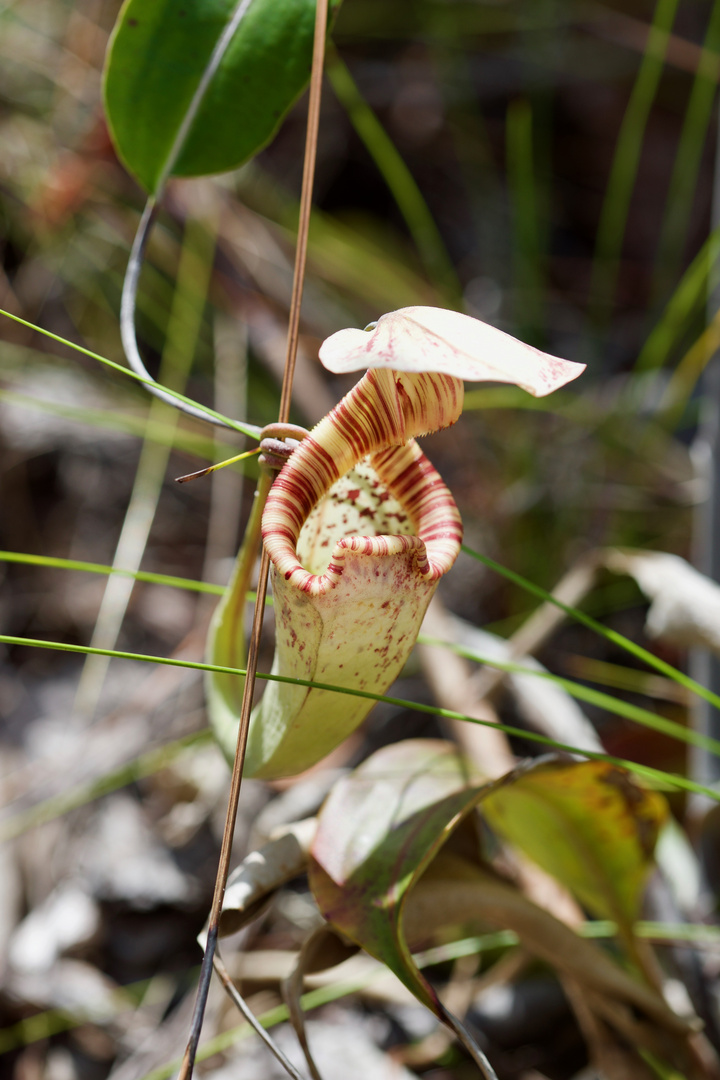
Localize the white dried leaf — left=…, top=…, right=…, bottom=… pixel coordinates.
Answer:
left=78, top=793, right=193, bottom=906
left=218, top=818, right=317, bottom=937
left=8, top=884, right=99, bottom=974
left=607, top=550, right=720, bottom=653
left=6, top=958, right=118, bottom=1021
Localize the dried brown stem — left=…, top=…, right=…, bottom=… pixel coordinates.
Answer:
left=212, top=948, right=306, bottom=1080
left=279, top=0, right=328, bottom=423
left=177, top=2, right=329, bottom=1075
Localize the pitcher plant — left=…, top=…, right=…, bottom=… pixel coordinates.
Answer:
left=207, top=306, right=585, bottom=778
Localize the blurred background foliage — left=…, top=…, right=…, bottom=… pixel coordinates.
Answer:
left=2, top=0, right=720, bottom=1077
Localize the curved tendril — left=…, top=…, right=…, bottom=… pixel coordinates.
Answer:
left=119, top=0, right=261, bottom=434
left=120, top=198, right=254, bottom=430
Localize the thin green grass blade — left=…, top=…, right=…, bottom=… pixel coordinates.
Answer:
left=0, top=551, right=225, bottom=595
left=506, top=97, right=544, bottom=342
left=0, top=308, right=260, bottom=439
left=2, top=920, right=713, bottom=1062
left=589, top=0, right=680, bottom=330
left=3, top=550, right=705, bottom=750
left=461, top=543, right=720, bottom=713
left=137, top=918, right=720, bottom=1080
left=1, top=634, right=717, bottom=803
left=326, top=49, right=460, bottom=300
left=74, top=211, right=221, bottom=718
left=419, top=634, right=719, bottom=758
left=653, top=1, right=720, bottom=296
left=636, top=224, right=720, bottom=372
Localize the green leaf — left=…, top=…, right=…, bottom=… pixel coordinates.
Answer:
left=308, top=739, right=490, bottom=1014
left=308, top=742, right=693, bottom=1076
left=103, top=0, right=341, bottom=194
left=482, top=759, right=668, bottom=930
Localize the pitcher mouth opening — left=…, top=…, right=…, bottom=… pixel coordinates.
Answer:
left=263, top=437, right=463, bottom=598
left=260, top=363, right=466, bottom=599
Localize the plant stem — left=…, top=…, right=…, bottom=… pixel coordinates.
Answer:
left=177, top=1, right=329, bottom=1076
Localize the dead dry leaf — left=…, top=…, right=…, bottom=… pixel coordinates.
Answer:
left=219, top=818, right=316, bottom=937
left=607, top=549, right=720, bottom=653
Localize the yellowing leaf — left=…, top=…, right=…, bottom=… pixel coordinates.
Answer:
left=482, top=759, right=668, bottom=928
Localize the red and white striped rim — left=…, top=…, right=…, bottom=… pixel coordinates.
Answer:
left=262, top=368, right=464, bottom=595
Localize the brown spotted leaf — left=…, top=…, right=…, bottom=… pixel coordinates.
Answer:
left=481, top=759, right=668, bottom=928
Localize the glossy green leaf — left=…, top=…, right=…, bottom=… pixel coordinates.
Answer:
left=103, top=0, right=341, bottom=194
left=482, top=759, right=668, bottom=928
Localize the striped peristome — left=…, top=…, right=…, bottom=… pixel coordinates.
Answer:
left=262, top=367, right=463, bottom=597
